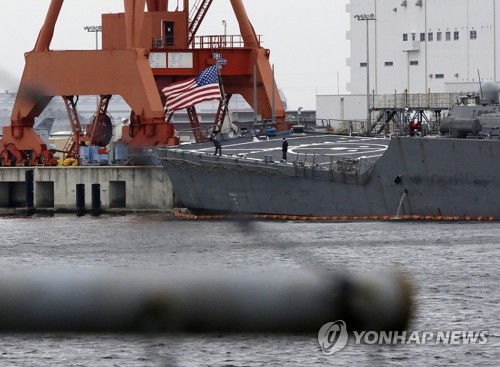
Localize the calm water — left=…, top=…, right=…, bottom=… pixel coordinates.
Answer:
left=0, top=215, right=498, bottom=366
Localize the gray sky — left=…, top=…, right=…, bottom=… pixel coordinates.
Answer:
left=0, top=0, right=350, bottom=110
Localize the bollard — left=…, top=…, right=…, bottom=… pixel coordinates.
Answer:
left=25, top=170, right=35, bottom=216
left=76, top=184, right=85, bottom=216
left=91, top=183, right=101, bottom=216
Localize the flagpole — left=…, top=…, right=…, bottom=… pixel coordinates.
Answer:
left=163, top=65, right=224, bottom=142
left=215, top=63, right=231, bottom=132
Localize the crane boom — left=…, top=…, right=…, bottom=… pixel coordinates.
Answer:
left=230, top=0, right=260, bottom=48
left=33, top=0, right=63, bottom=52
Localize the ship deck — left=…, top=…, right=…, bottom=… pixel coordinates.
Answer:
left=175, top=134, right=390, bottom=167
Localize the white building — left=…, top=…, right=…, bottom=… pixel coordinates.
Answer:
left=318, top=0, right=500, bottom=125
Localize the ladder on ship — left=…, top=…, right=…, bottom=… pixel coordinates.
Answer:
left=189, top=0, right=213, bottom=45
left=371, top=110, right=401, bottom=135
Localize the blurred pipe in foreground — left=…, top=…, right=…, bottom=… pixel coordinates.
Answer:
left=0, top=269, right=413, bottom=333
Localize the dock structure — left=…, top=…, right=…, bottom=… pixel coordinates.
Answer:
left=369, top=92, right=457, bottom=135
left=0, top=166, right=173, bottom=215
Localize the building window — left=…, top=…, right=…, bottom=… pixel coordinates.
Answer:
left=437, top=32, right=442, bottom=41
left=360, top=62, right=367, bottom=67
left=470, top=30, right=477, bottom=40
left=412, top=33, right=416, bottom=41
left=403, top=33, right=408, bottom=41
left=454, top=31, right=459, bottom=40
left=428, top=32, right=433, bottom=41
left=385, top=61, right=394, bottom=66
left=420, top=33, right=425, bottom=41
left=410, top=60, right=419, bottom=66
left=435, top=74, right=445, bottom=79
left=446, top=31, right=451, bottom=41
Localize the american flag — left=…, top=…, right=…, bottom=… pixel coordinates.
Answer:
left=162, top=65, right=222, bottom=112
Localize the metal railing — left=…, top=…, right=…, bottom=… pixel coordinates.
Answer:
left=313, top=118, right=369, bottom=135
left=157, top=148, right=378, bottom=185
left=372, top=92, right=458, bottom=110
left=193, top=34, right=261, bottom=49
left=151, top=35, right=262, bottom=50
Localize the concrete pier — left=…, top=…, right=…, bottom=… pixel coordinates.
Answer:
left=0, top=166, right=173, bottom=214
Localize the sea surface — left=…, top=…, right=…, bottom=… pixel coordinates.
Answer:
left=0, top=214, right=498, bottom=366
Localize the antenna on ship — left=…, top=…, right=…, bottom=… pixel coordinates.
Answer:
left=478, top=69, right=484, bottom=101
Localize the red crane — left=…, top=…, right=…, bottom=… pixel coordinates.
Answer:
left=0, top=0, right=287, bottom=166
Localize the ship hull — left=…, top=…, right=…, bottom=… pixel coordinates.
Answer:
left=156, top=136, right=500, bottom=217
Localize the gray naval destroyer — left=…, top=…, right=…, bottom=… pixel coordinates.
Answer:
left=155, top=82, right=500, bottom=219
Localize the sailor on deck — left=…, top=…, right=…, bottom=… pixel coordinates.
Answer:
left=211, top=129, right=222, bottom=156
left=282, top=137, right=289, bottom=161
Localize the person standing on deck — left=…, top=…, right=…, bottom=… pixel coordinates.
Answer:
left=211, top=128, right=222, bottom=156
left=282, top=137, right=289, bottom=161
